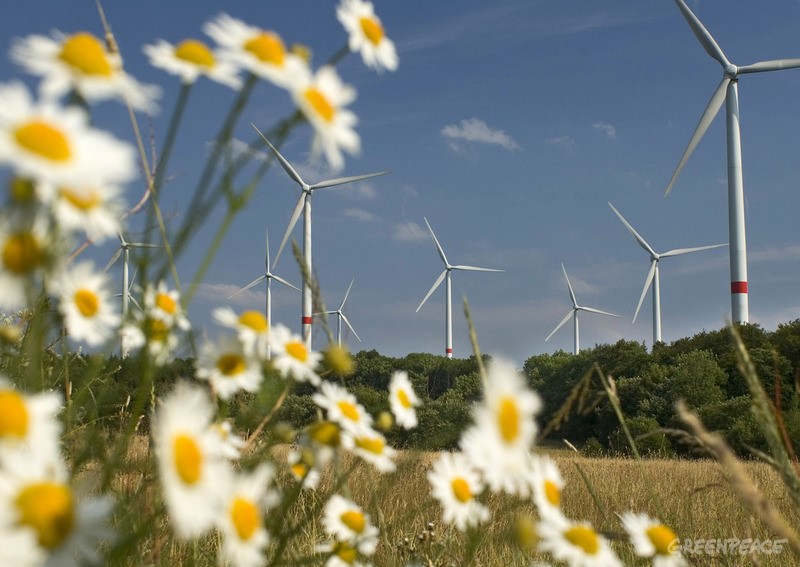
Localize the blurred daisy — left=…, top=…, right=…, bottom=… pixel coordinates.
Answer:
left=530, top=455, right=564, bottom=521
left=341, top=427, right=396, bottom=473
left=153, top=382, right=229, bottom=539
left=119, top=315, right=179, bottom=366
left=290, top=65, right=359, bottom=172
left=316, top=540, right=370, bottom=567
left=0, top=214, right=50, bottom=312
left=203, top=13, right=307, bottom=90
left=143, top=38, right=241, bottom=89
left=38, top=179, right=123, bottom=242
left=0, top=82, right=136, bottom=187
left=0, top=377, right=61, bottom=458
left=209, top=420, right=245, bottom=461
left=10, top=31, right=159, bottom=112
left=322, top=495, right=379, bottom=556
left=336, top=0, right=398, bottom=73
left=217, top=465, right=277, bottom=567
left=312, top=381, right=372, bottom=434
left=143, top=281, right=190, bottom=331
left=388, top=370, right=419, bottom=429
left=287, top=447, right=322, bottom=490
left=270, top=324, right=322, bottom=385
left=620, top=512, right=685, bottom=567
left=213, top=307, right=270, bottom=359
left=538, top=515, right=621, bottom=567
left=195, top=336, right=263, bottom=401
left=51, top=261, right=119, bottom=347
left=427, top=451, right=489, bottom=532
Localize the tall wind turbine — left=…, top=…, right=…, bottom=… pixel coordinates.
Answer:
left=665, top=0, right=800, bottom=324
left=253, top=125, right=389, bottom=348
left=416, top=217, right=503, bottom=359
left=228, top=228, right=300, bottom=334
left=545, top=264, right=620, bottom=355
left=104, top=232, right=160, bottom=320
left=609, top=203, right=727, bottom=345
left=316, top=278, right=361, bottom=347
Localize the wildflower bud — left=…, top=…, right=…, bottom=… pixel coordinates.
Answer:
left=324, top=345, right=355, bottom=376
left=0, top=325, right=22, bottom=345
left=299, top=446, right=316, bottom=469
left=514, top=514, right=538, bottom=552
left=8, top=177, right=36, bottom=204
left=309, top=420, right=341, bottom=447
left=273, top=421, right=296, bottom=443
left=376, top=411, right=393, bottom=432
left=291, top=43, right=312, bottom=63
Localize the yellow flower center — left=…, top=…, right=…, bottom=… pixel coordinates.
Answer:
left=333, top=541, right=358, bottom=563
left=3, top=231, right=43, bottom=275
left=14, top=121, right=72, bottom=162
left=230, top=497, right=260, bottom=541
left=304, top=88, right=335, bottom=123
left=0, top=390, right=28, bottom=439
left=324, top=345, right=354, bottom=375
left=9, top=177, right=36, bottom=203
left=238, top=310, right=268, bottom=333
left=155, top=292, right=178, bottom=315
left=285, top=341, right=308, bottom=362
left=336, top=401, right=359, bottom=422
left=216, top=353, right=246, bottom=377
left=451, top=477, right=472, bottom=503
left=647, top=524, right=678, bottom=555
left=244, top=32, right=285, bottom=66
left=60, top=187, right=101, bottom=211
left=397, top=388, right=412, bottom=409
left=310, top=421, right=341, bottom=447
left=147, top=317, right=169, bottom=343
left=544, top=480, right=561, bottom=506
left=497, top=397, right=520, bottom=443
left=15, top=482, right=75, bottom=550
left=359, top=17, right=385, bottom=45
left=74, top=289, right=99, bottom=318
left=174, top=39, right=215, bottom=68
left=564, top=525, right=600, bottom=555
left=341, top=510, right=366, bottom=534
left=290, top=462, right=308, bottom=479
left=59, top=32, right=113, bottom=76
left=354, top=436, right=384, bottom=455
left=173, top=434, right=202, bottom=485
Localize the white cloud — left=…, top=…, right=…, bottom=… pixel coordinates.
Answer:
left=333, top=182, right=377, bottom=200
left=393, top=221, right=429, bottom=242
left=592, top=122, right=617, bottom=140
left=441, top=118, right=520, bottom=151
left=546, top=136, right=576, bottom=153
left=344, top=208, right=378, bottom=223
left=195, top=282, right=264, bottom=306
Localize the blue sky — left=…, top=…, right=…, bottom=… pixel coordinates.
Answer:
left=4, top=1, right=800, bottom=366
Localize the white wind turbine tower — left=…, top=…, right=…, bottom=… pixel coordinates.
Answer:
left=545, top=264, right=621, bottom=355
left=253, top=125, right=389, bottom=349
left=316, top=278, right=361, bottom=347
left=416, top=217, right=503, bottom=359
left=609, top=203, right=727, bottom=345
left=665, top=0, right=800, bottom=324
left=228, top=228, right=300, bottom=335
left=104, top=232, right=160, bottom=320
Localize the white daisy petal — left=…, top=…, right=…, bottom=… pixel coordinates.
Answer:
left=336, top=0, right=399, bottom=73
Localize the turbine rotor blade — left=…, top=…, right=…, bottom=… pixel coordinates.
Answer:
left=273, top=194, right=306, bottom=269
left=546, top=310, right=574, bottom=342
left=128, top=296, right=143, bottom=312
left=340, top=313, right=361, bottom=342
left=450, top=265, right=504, bottom=272
left=310, top=171, right=390, bottom=190
left=416, top=270, right=447, bottom=312
left=579, top=306, right=621, bottom=318
left=251, top=124, right=305, bottom=186
left=104, top=248, right=123, bottom=272
left=738, top=59, right=800, bottom=74
left=264, top=228, right=270, bottom=271
left=271, top=273, right=301, bottom=292
left=128, top=243, right=162, bottom=249
left=660, top=243, right=728, bottom=257
left=633, top=260, right=657, bottom=324
left=673, top=0, right=730, bottom=66
left=561, top=263, right=578, bottom=308
left=608, top=202, right=655, bottom=257
left=665, top=77, right=730, bottom=196
left=340, top=278, right=355, bottom=310
left=228, top=276, right=266, bottom=299
left=423, top=217, right=449, bottom=266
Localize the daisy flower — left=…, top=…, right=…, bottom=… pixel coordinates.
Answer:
left=270, top=324, right=322, bottom=385
left=287, top=447, right=322, bottom=490
left=143, top=38, right=241, bottom=88
left=620, top=512, right=685, bottom=567
left=0, top=82, right=136, bottom=187
left=119, top=315, right=179, bottom=365
left=388, top=370, right=419, bottom=429
left=213, top=306, right=270, bottom=359
left=427, top=451, right=489, bottom=532
left=209, top=420, right=246, bottom=461
left=336, top=0, right=399, bottom=73
left=37, top=179, right=123, bottom=242
left=316, top=541, right=371, bottom=567
left=203, top=13, right=308, bottom=90
left=530, top=455, right=565, bottom=521
left=143, top=281, right=190, bottom=331
left=0, top=377, right=61, bottom=459
left=290, top=65, right=360, bottom=172
left=195, top=335, right=263, bottom=401
left=152, top=382, right=230, bottom=539
left=312, top=381, right=373, bottom=434
left=322, top=495, right=379, bottom=556
left=10, top=31, right=160, bottom=112
left=51, top=261, right=119, bottom=347
left=537, top=514, right=621, bottom=567
left=0, top=214, right=51, bottom=312
left=217, top=465, right=277, bottom=567
left=341, top=427, right=396, bottom=473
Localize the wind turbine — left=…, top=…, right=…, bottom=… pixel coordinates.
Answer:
left=416, top=217, right=503, bottom=359
left=609, top=203, right=727, bottom=345
left=104, top=232, right=160, bottom=320
left=545, top=264, right=620, bottom=355
left=665, top=0, right=800, bottom=324
left=228, top=228, right=300, bottom=334
left=252, top=125, right=389, bottom=348
left=315, top=278, right=361, bottom=347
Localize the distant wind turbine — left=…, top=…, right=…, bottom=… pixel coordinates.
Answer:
left=416, top=217, right=503, bottom=359
left=665, top=0, right=800, bottom=324
left=252, top=124, right=389, bottom=348
left=104, top=232, right=160, bottom=320
left=609, top=203, right=727, bottom=345
left=546, top=263, right=620, bottom=355
left=316, top=278, right=361, bottom=347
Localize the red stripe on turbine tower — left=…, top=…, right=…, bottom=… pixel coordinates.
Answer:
left=446, top=348, right=453, bottom=354
left=731, top=281, right=748, bottom=294
left=301, top=316, right=313, bottom=324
